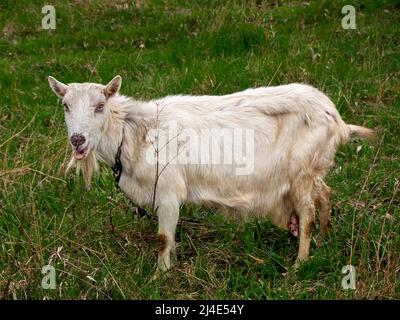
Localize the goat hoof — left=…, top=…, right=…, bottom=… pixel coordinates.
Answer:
left=150, top=270, right=162, bottom=282
left=150, top=267, right=173, bottom=282
left=294, top=258, right=306, bottom=269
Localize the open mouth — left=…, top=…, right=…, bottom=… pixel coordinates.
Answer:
left=74, top=146, right=89, bottom=160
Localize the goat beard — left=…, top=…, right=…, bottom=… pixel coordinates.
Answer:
left=66, top=150, right=99, bottom=189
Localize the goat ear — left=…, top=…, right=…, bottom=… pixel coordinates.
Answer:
left=48, top=76, right=68, bottom=99
left=104, top=75, right=122, bottom=98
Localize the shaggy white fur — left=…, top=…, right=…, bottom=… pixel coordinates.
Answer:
left=48, top=75, right=374, bottom=273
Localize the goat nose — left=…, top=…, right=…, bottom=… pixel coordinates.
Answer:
left=70, top=134, right=86, bottom=147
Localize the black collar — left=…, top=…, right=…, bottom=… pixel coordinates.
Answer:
left=111, top=130, right=124, bottom=188
left=110, top=125, right=149, bottom=218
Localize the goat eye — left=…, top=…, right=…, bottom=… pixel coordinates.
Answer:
left=63, top=103, right=69, bottom=112
left=95, top=103, right=104, bottom=113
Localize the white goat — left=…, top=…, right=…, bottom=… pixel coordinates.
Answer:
left=48, top=75, right=374, bottom=274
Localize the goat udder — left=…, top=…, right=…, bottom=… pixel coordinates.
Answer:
left=289, top=213, right=299, bottom=237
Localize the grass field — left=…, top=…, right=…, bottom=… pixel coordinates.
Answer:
left=0, top=0, right=399, bottom=299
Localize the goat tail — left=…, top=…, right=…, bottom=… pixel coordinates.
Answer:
left=347, top=124, right=376, bottom=143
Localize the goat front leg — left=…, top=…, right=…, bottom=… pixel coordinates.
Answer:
left=154, top=198, right=180, bottom=277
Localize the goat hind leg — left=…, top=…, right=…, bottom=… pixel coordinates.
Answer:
left=291, top=183, right=316, bottom=268
left=315, top=183, right=332, bottom=245
left=295, top=202, right=316, bottom=268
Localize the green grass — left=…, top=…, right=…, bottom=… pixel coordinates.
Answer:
left=0, top=0, right=399, bottom=299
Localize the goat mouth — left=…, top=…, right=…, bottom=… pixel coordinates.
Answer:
left=74, top=146, right=89, bottom=160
